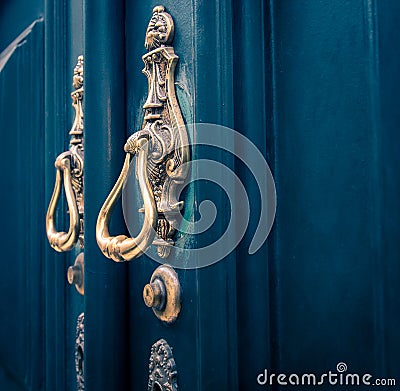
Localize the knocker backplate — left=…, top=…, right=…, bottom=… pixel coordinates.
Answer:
left=127, top=5, right=190, bottom=258
left=96, top=5, right=190, bottom=262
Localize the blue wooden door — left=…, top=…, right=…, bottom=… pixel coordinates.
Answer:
left=0, top=3, right=45, bottom=390
left=1, top=1, right=400, bottom=390
left=0, top=0, right=85, bottom=389
left=85, top=1, right=400, bottom=390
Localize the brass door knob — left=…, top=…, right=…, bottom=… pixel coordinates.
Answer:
left=67, top=253, right=84, bottom=295
left=143, top=265, right=181, bottom=323
left=143, top=278, right=166, bottom=311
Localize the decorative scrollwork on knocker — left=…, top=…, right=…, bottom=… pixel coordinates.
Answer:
left=148, top=338, right=178, bottom=391
left=75, top=312, right=84, bottom=391
left=46, top=55, right=84, bottom=252
left=96, top=6, right=190, bottom=262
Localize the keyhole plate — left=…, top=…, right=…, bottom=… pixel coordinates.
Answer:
left=148, top=338, right=178, bottom=391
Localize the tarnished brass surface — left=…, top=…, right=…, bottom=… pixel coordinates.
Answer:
left=143, top=265, right=181, bottom=323
left=96, top=6, right=189, bottom=262
left=46, top=56, right=84, bottom=252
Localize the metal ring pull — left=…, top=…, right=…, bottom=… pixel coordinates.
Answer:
left=46, top=56, right=84, bottom=252
left=96, top=6, right=190, bottom=261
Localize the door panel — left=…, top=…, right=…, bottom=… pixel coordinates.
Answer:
left=0, top=17, right=45, bottom=391
left=1, top=1, right=400, bottom=390
left=84, top=0, right=130, bottom=389
left=377, top=1, right=400, bottom=377
left=270, top=0, right=400, bottom=381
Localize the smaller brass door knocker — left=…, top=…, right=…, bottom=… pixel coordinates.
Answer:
left=46, top=55, right=84, bottom=252
left=96, top=6, right=190, bottom=262
left=46, top=56, right=85, bottom=296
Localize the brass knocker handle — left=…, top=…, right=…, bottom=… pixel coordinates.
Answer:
left=46, top=152, right=80, bottom=252
left=46, top=55, right=84, bottom=253
left=96, top=137, right=158, bottom=262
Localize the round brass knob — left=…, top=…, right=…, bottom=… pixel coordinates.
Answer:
left=67, top=265, right=82, bottom=285
left=143, top=278, right=166, bottom=311
left=143, top=265, right=181, bottom=323
left=67, top=253, right=84, bottom=295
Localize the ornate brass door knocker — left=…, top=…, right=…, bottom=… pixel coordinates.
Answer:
left=96, top=6, right=190, bottom=262
left=46, top=56, right=84, bottom=252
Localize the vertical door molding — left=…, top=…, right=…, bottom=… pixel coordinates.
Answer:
left=84, top=0, right=130, bottom=389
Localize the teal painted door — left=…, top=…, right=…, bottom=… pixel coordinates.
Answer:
left=1, top=1, right=400, bottom=390
left=0, top=5, right=45, bottom=390
left=0, top=0, right=85, bottom=389
left=85, top=1, right=400, bottom=390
